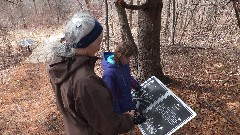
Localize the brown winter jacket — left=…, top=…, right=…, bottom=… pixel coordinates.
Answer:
left=47, top=55, right=134, bottom=135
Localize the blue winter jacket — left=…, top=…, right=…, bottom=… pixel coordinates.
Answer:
left=102, top=52, right=141, bottom=114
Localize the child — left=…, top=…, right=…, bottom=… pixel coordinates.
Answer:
left=102, top=45, right=142, bottom=114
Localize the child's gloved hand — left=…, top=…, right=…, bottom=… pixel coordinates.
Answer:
left=133, top=110, right=146, bottom=125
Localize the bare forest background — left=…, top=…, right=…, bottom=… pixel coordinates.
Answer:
left=0, top=0, right=239, bottom=135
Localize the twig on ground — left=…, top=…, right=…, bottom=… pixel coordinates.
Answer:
left=204, top=100, right=239, bottom=127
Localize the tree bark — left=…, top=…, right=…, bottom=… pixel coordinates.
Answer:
left=170, top=0, right=176, bottom=45
left=129, top=0, right=133, bottom=28
left=19, top=0, right=27, bottom=28
left=232, top=0, right=240, bottom=29
left=85, top=0, right=91, bottom=12
left=115, top=0, right=167, bottom=83
left=179, top=0, right=199, bottom=44
left=164, top=0, right=171, bottom=36
left=114, top=0, right=140, bottom=78
left=32, top=0, right=37, bottom=15
left=54, top=0, right=63, bottom=23
left=46, top=0, right=52, bottom=11
left=9, top=2, right=16, bottom=27
left=4, top=0, right=18, bottom=5
left=104, top=0, right=110, bottom=51
left=136, top=0, right=164, bottom=82
left=115, top=3, right=138, bottom=54
left=76, top=0, right=84, bottom=10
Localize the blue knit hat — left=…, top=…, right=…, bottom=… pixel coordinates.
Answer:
left=64, top=12, right=103, bottom=48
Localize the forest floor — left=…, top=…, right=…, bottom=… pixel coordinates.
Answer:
left=0, top=26, right=239, bottom=135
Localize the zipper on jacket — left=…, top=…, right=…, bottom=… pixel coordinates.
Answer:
left=121, top=75, right=127, bottom=86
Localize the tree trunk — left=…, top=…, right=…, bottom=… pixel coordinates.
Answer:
left=54, top=0, right=62, bottom=23
left=85, top=0, right=91, bottom=12
left=104, top=0, right=110, bottom=51
left=179, top=0, right=199, bottom=44
left=114, top=3, right=139, bottom=78
left=32, top=0, right=37, bottom=15
left=180, top=0, right=187, bottom=29
left=232, top=0, right=240, bottom=29
left=129, top=0, right=133, bottom=28
left=170, top=0, right=176, bottom=45
left=46, top=0, right=52, bottom=11
left=9, top=2, right=16, bottom=27
left=19, top=0, right=27, bottom=28
left=76, top=0, right=84, bottom=10
left=164, top=0, right=171, bottom=36
left=136, top=0, right=165, bottom=83
left=115, top=4, right=138, bottom=53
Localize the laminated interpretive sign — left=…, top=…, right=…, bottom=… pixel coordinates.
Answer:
left=132, top=76, right=197, bottom=135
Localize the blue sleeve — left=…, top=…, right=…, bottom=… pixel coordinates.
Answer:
left=130, top=76, right=141, bottom=91
left=102, top=74, right=121, bottom=114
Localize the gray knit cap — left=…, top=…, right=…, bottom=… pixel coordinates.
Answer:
left=64, top=12, right=103, bottom=48
left=52, top=12, right=103, bottom=57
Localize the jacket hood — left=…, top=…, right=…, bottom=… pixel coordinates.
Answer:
left=102, top=52, right=118, bottom=70
left=48, top=55, right=98, bottom=85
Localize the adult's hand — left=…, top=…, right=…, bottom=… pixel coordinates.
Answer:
left=125, top=110, right=135, bottom=117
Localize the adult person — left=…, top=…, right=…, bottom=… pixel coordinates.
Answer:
left=47, top=12, right=135, bottom=135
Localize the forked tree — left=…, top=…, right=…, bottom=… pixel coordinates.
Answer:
left=115, top=0, right=167, bottom=83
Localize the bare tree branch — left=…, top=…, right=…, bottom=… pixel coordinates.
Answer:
left=204, top=100, right=239, bottom=127
left=104, top=0, right=110, bottom=51
left=115, top=0, right=147, bottom=10
left=4, top=0, right=18, bottom=5
left=232, top=0, right=240, bottom=28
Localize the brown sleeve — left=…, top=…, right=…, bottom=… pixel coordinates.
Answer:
left=76, top=77, right=134, bottom=135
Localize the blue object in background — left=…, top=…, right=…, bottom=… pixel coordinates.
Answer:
left=19, top=39, right=34, bottom=47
